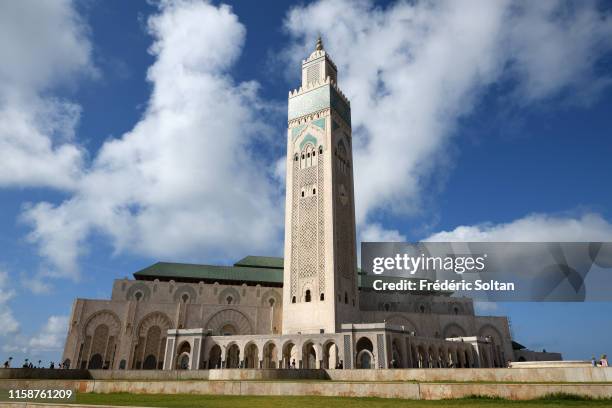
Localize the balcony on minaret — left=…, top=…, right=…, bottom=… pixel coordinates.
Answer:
left=288, top=36, right=351, bottom=127
left=301, top=36, right=338, bottom=87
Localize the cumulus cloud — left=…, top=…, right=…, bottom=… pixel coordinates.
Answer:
left=0, top=0, right=94, bottom=189
left=425, top=212, right=612, bottom=242
left=283, top=0, right=612, bottom=233
left=360, top=223, right=406, bottom=242
left=28, top=315, right=69, bottom=351
left=22, top=0, right=283, bottom=279
left=0, top=270, right=19, bottom=335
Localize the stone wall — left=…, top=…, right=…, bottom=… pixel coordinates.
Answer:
left=2, top=367, right=611, bottom=382
left=1, top=377, right=612, bottom=401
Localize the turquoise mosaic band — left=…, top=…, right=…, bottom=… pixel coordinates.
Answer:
left=288, top=84, right=351, bottom=125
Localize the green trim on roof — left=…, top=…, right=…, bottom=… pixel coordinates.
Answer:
left=134, top=261, right=283, bottom=285
left=233, top=256, right=283, bottom=269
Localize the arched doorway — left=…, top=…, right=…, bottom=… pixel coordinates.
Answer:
left=143, top=354, right=156, bottom=369
left=244, top=343, right=259, bottom=368
left=208, top=345, right=222, bottom=369
left=263, top=341, right=278, bottom=368
left=323, top=341, right=338, bottom=369
left=175, top=341, right=191, bottom=369
left=355, top=337, right=374, bottom=369
left=427, top=346, right=436, bottom=368
left=88, top=353, right=103, bottom=369
left=417, top=345, right=427, bottom=368
left=464, top=350, right=471, bottom=368
left=282, top=341, right=298, bottom=368
left=302, top=341, right=317, bottom=369
left=226, top=344, right=240, bottom=368
left=89, top=324, right=109, bottom=369
left=391, top=339, right=402, bottom=368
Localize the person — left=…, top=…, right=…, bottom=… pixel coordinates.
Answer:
left=591, top=356, right=598, bottom=367
left=3, top=360, right=9, bottom=368
left=390, top=358, right=396, bottom=368
left=601, top=355, right=609, bottom=367
left=50, top=361, right=55, bottom=369
left=291, top=359, right=296, bottom=369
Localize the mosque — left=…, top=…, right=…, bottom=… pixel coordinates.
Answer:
left=61, top=38, right=560, bottom=371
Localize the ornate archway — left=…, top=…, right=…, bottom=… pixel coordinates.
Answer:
left=132, top=312, right=172, bottom=370
left=205, top=309, right=253, bottom=335
left=80, top=310, right=121, bottom=370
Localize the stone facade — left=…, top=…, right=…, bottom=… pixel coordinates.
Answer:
left=62, top=38, right=559, bottom=372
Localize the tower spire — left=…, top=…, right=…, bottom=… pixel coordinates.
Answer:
left=315, top=35, right=324, bottom=51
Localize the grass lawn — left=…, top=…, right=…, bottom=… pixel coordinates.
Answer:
left=75, top=393, right=612, bottom=407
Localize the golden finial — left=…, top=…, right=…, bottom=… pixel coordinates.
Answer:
left=315, top=35, right=324, bottom=51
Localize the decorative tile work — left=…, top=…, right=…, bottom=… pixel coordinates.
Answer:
left=317, top=151, right=325, bottom=294
left=290, top=158, right=299, bottom=298
left=312, top=118, right=326, bottom=130
left=288, top=85, right=331, bottom=121
left=299, top=134, right=318, bottom=150
left=291, top=124, right=306, bottom=139
left=377, top=334, right=385, bottom=368
left=344, top=335, right=352, bottom=369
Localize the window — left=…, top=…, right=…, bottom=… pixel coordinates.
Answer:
left=135, top=291, right=143, bottom=302
left=305, top=290, right=311, bottom=302
left=419, top=305, right=425, bottom=313
left=226, top=296, right=233, bottom=305
left=384, top=303, right=390, bottom=312
left=312, top=188, right=316, bottom=194
left=453, top=307, right=459, bottom=315
left=269, top=298, right=275, bottom=307
left=294, top=154, right=299, bottom=161
left=320, top=293, right=324, bottom=301
left=344, top=292, right=348, bottom=304
left=319, top=146, right=323, bottom=154
left=301, top=191, right=305, bottom=197
left=181, top=293, right=189, bottom=303
left=292, top=296, right=296, bottom=303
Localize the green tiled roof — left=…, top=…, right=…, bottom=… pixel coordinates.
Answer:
left=233, top=255, right=284, bottom=269
left=134, top=256, right=371, bottom=289
left=134, top=259, right=283, bottom=286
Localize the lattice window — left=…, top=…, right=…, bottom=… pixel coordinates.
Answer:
left=307, top=65, right=320, bottom=85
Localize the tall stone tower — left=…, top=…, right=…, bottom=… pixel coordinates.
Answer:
left=282, top=37, right=358, bottom=334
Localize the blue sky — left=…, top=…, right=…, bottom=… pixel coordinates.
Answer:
left=1, top=0, right=612, bottom=365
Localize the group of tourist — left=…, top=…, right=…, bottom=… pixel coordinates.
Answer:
left=2, top=357, right=67, bottom=369
left=591, top=355, right=609, bottom=367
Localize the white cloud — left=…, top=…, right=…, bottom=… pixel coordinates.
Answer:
left=360, top=223, right=406, bottom=242
left=0, top=0, right=94, bottom=189
left=22, top=0, right=283, bottom=279
left=283, top=0, right=612, bottom=232
left=29, top=315, right=69, bottom=351
left=11, top=0, right=612, bottom=282
left=425, top=212, right=612, bottom=242
left=0, top=270, right=19, bottom=335
left=21, top=274, right=53, bottom=295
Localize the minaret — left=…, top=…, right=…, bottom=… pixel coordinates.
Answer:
left=282, top=37, right=358, bottom=334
